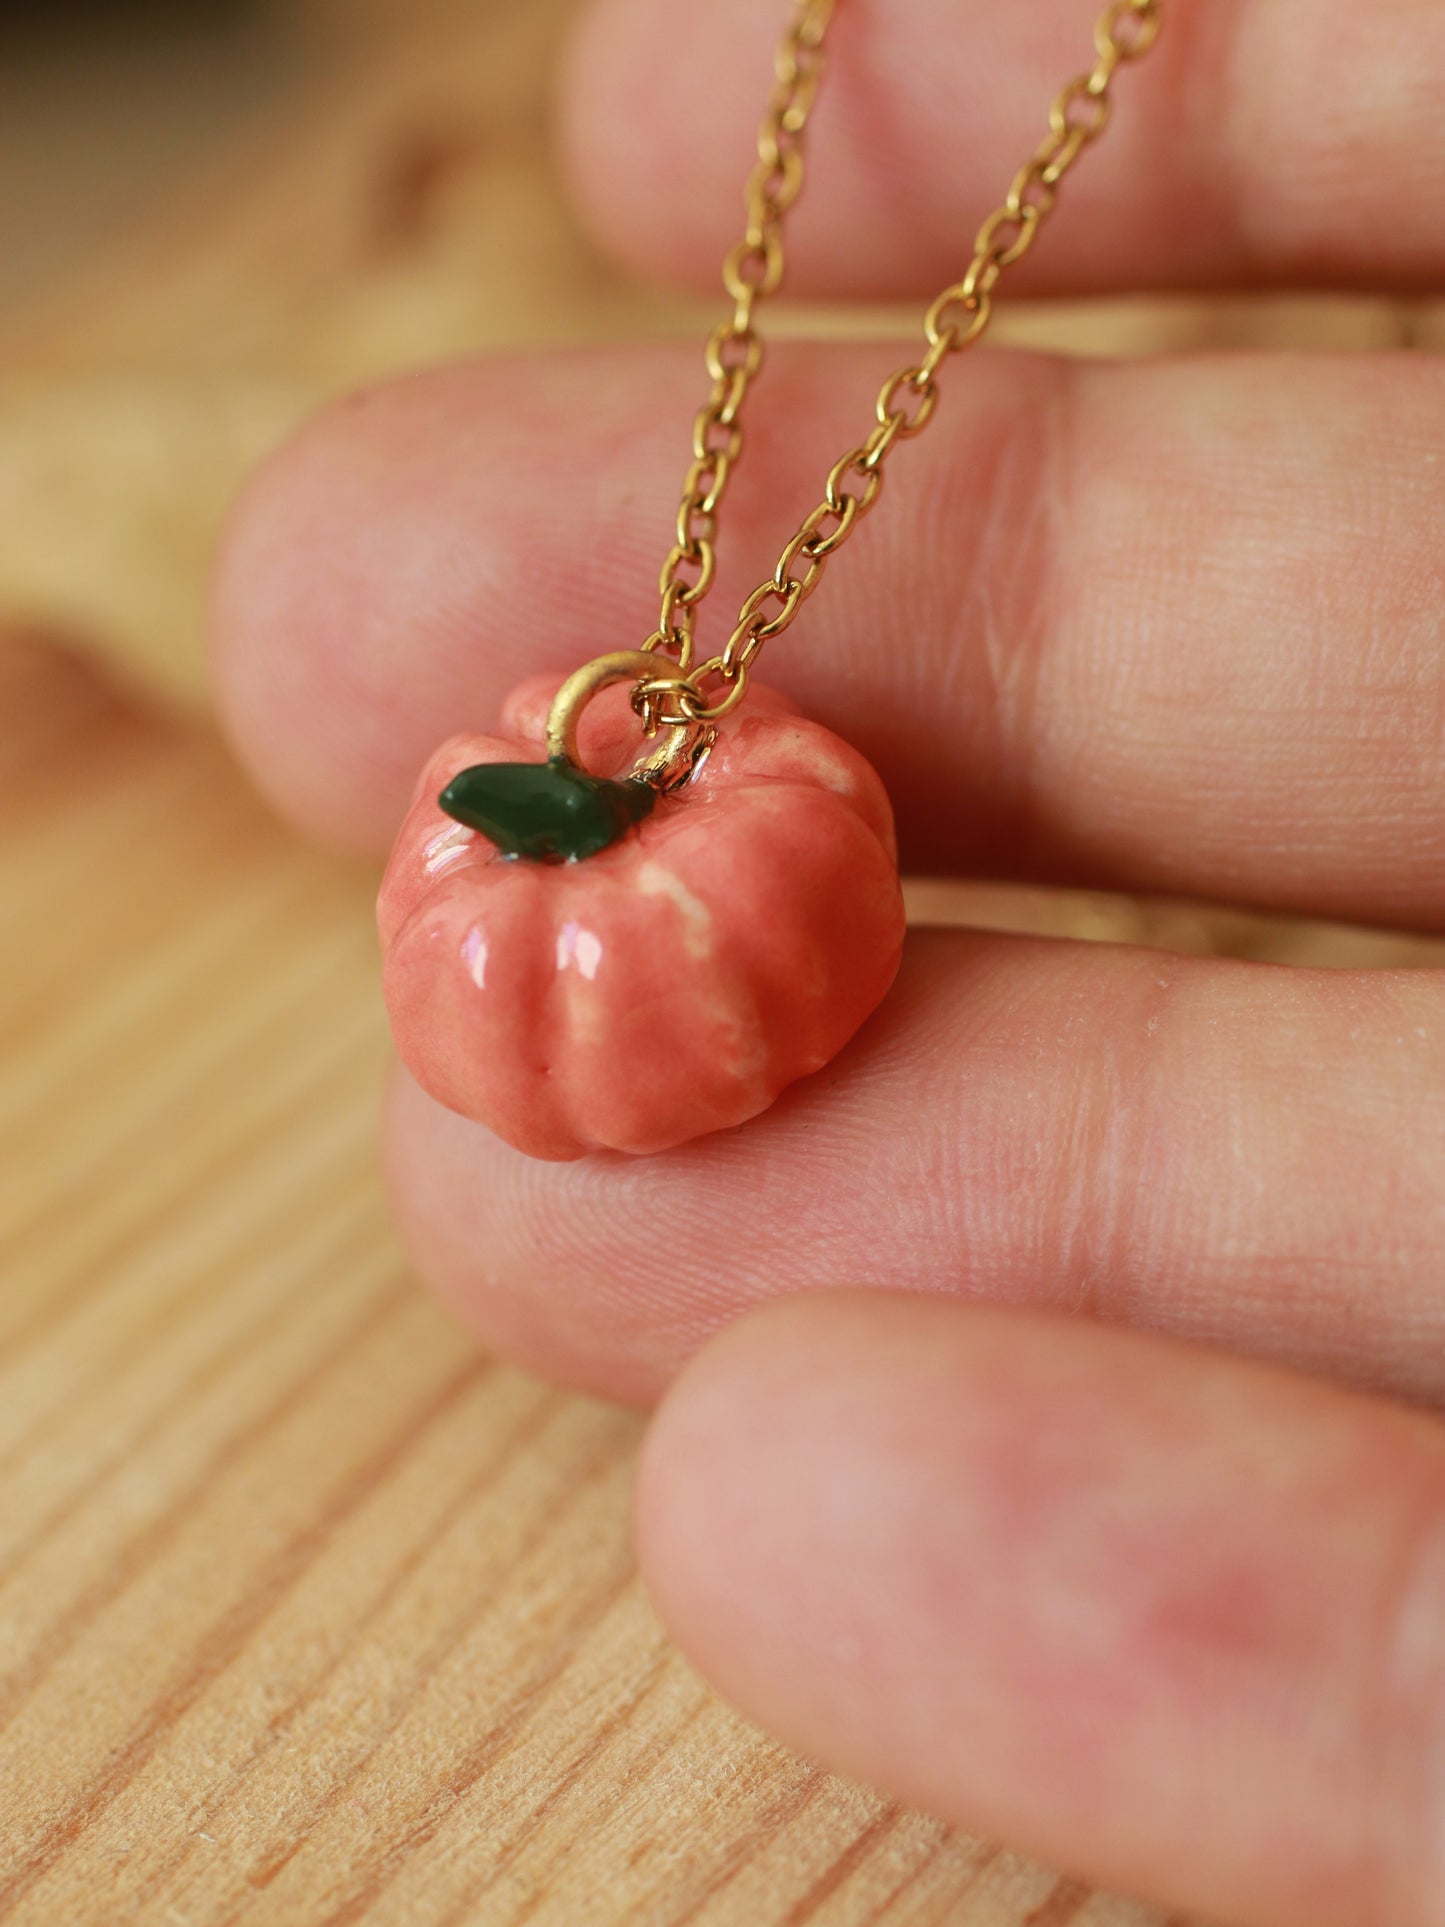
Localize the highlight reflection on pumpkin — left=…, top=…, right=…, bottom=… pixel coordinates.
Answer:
left=378, top=675, right=905, bottom=1160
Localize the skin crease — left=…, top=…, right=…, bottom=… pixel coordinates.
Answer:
left=208, top=0, right=1445, bottom=1917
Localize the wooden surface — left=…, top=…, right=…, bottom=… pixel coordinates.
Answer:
left=0, top=633, right=1228, bottom=1925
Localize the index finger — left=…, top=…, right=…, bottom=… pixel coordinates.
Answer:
left=559, top=0, right=1445, bottom=299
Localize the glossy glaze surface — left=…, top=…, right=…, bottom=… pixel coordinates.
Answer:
left=378, top=676, right=905, bottom=1159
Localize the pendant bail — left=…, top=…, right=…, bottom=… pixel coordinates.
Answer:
left=545, top=650, right=715, bottom=793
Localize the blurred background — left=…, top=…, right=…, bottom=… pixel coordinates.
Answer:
left=1, top=4, right=1442, bottom=1922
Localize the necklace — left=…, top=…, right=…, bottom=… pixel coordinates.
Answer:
left=379, top=0, right=1163, bottom=1161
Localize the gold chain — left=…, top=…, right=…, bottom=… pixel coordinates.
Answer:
left=636, top=0, right=1162, bottom=738
left=644, top=0, right=833, bottom=684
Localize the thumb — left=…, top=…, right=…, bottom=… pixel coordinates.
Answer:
left=636, top=1292, right=1445, bottom=1926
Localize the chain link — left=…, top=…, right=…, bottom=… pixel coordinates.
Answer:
left=647, top=0, right=836, bottom=683
left=643, top=0, right=1162, bottom=733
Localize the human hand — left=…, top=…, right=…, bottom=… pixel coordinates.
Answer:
left=212, top=1, right=1445, bottom=1919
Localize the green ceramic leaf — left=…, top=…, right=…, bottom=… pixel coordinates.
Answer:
left=438, top=757, right=656, bottom=863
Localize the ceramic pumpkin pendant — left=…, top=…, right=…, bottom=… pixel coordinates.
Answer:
left=379, top=661, right=903, bottom=1159
left=378, top=0, right=1160, bottom=1159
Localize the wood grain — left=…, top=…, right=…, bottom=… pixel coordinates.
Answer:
left=0, top=633, right=1225, bottom=1925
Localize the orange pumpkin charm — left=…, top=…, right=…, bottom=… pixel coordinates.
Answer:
left=378, top=669, right=904, bottom=1160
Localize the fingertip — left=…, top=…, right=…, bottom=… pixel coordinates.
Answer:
left=381, top=1061, right=710, bottom=1407
left=381, top=1062, right=592, bottom=1389
left=211, top=379, right=433, bottom=854
left=555, top=0, right=749, bottom=295
left=210, top=350, right=717, bottom=861
left=634, top=1293, right=1445, bottom=1926
left=635, top=1292, right=955, bottom=1752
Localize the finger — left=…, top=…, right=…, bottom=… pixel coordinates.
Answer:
left=213, top=346, right=1445, bottom=928
left=382, top=931, right=1445, bottom=1410
left=636, top=1292, right=1445, bottom=1927
left=560, top=0, right=1445, bottom=299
